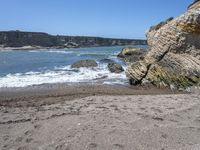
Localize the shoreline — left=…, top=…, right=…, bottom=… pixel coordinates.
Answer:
left=0, top=44, right=147, bottom=51
left=0, top=83, right=186, bottom=107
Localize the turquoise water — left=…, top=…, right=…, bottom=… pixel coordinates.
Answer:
left=0, top=45, right=147, bottom=87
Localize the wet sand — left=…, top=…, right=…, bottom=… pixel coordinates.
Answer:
left=0, top=84, right=200, bottom=150
left=0, top=83, right=183, bottom=107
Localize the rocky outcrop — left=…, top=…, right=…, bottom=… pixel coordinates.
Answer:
left=71, top=60, right=98, bottom=68
left=126, top=0, right=200, bottom=89
left=0, top=31, right=147, bottom=49
left=64, top=42, right=79, bottom=48
left=108, top=63, right=124, bottom=73
left=117, top=48, right=147, bottom=63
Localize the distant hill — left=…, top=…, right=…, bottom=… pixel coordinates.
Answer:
left=0, top=31, right=147, bottom=49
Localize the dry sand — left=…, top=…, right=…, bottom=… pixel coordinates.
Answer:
left=0, top=84, right=200, bottom=150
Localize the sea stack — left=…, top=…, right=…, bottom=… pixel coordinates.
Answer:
left=126, top=0, right=200, bottom=88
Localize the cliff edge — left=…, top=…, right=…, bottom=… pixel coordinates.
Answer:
left=0, top=31, right=147, bottom=49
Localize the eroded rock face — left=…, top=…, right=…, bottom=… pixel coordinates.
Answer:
left=126, top=1, right=200, bottom=88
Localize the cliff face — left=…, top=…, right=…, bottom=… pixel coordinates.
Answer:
left=0, top=31, right=147, bottom=48
left=0, top=32, right=55, bottom=47
left=126, top=1, right=200, bottom=88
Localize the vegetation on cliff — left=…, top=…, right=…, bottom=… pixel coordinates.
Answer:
left=0, top=31, right=147, bottom=49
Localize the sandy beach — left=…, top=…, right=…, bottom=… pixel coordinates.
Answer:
left=0, top=84, right=200, bottom=150
left=1, top=0, right=200, bottom=149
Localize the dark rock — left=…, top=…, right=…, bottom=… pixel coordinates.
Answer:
left=0, top=31, right=147, bottom=49
left=108, top=63, right=124, bottom=73
left=71, top=60, right=98, bottom=68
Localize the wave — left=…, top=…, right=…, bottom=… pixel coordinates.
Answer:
left=29, top=50, right=74, bottom=54
left=75, top=53, right=106, bottom=57
left=0, top=64, right=127, bottom=88
left=28, top=50, right=40, bottom=53
left=46, top=50, right=74, bottom=54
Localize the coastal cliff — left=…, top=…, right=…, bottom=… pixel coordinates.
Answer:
left=126, top=0, right=200, bottom=88
left=0, top=31, right=147, bottom=50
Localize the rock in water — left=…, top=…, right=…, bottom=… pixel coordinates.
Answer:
left=126, top=1, right=200, bottom=89
left=117, top=48, right=146, bottom=58
left=117, top=48, right=147, bottom=63
left=108, top=63, right=124, bottom=73
left=71, top=60, right=98, bottom=68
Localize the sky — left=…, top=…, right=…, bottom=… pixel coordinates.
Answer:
left=0, top=0, right=194, bottom=39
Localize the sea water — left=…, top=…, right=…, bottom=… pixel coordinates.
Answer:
left=0, top=45, right=147, bottom=87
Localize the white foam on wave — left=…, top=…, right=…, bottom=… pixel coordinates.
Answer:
left=47, top=50, right=74, bottom=54
left=29, top=50, right=74, bottom=54
left=0, top=64, right=127, bottom=88
left=28, top=50, right=39, bottom=53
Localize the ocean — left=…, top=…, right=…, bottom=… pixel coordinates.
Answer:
left=0, top=45, right=147, bottom=88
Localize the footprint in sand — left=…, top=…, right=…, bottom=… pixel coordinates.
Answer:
left=25, top=138, right=33, bottom=143
left=87, top=143, right=98, bottom=149
left=195, top=116, right=200, bottom=123
left=15, top=136, right=23, bottom=142
left=3, top=135, right=9, bottom=141
left=152, top=116, right=164, bottom=121
left=139, top=107, right=146, bottom=111
left=127, top=98, right=132, bottom=101
left=55, top=144, right=70, bottom=150
left=167, top=107, right=175, bottom=110
left=161, top=133, right=168, bottom=139
left=151, top=107, right=163, bottom=113
left=24, top=130, right=32, bottom=136
left=17, top=146, right=28, bottom=150
left=113, top=143, right=124, bottom=150
left=110, top=105, right=120, bottom=111
left=34, top=124, right=41, bottom=129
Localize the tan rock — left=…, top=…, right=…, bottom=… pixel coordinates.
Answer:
left=117, top=48, right=147, bottom=63
left=126, top=1, right=200, bottom=88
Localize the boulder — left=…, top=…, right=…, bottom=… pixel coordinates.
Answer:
left=108, top=63, right=124, bottom=73
left=71, top=60, right=98, bottom=68
left=117, top=48, right=147, bottom=63
left=126, top=0, right=200, bottom=89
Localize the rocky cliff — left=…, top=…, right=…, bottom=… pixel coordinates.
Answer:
left=0, top=31, right=147, bottom=49
left=126, top=0, right=200, bottom=89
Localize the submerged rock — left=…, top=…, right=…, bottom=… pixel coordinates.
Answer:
left=126, top=0, right=200, bottom=89
left=71, top=60, right=98, bottom=68
left=99, top=58, right=115, bottom=64
left=117, top=48, right=147, bottom=63
left=108, top=63, right=124, bottom=73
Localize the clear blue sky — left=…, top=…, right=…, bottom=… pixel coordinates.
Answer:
left=0, top=0, right=193, bottom=39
